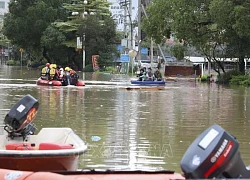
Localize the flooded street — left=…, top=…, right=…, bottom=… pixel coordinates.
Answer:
left=0, top=65, right=250, bottom=173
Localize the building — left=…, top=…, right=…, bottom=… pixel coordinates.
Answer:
left=107, top=0, right=138, bottom=32
left=0, top=0, right=9, bottom=19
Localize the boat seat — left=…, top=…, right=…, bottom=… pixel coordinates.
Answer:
left=38, top=143, right=74, bottom=150
left=5, top=143, right=35, bottom=150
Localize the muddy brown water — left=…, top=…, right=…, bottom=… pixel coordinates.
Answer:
left=0, top=65, right=250, bottom=173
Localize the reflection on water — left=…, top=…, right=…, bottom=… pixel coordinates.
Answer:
left=0, top=66, right=250, bottom=173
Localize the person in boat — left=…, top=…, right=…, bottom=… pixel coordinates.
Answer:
left=49, top=64, right=57, bottom=80
left=64, top=67, right=79, bottom=85
left=146, top=67, right=154, bottom=81
left=154, top=67, right=162, bottom=81
left=54, top=67, right=64, bottom=81
left=59, top=68, right=64, bottom=80
left=40, top=63, right=51, bottom=80
left=137, top=68, right=146, bottom=81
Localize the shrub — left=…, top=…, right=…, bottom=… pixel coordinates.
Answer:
left=200, top=74, right=208, bottom=82
left=105, top=66, right=116, bottom=73
left=6, top=60, right=15, bottom=66
left=230, top=75, right=250, bottom=86
left=217, top=70, right=243, bottom=84
left=84, top=64, right=93, bottom=72
left=15, top=61, right=21, bottom=66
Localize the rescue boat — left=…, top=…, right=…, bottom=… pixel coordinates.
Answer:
left=0, top=169, right=185, bottom=180
left=131, top=80, right=166, bottom=86
left=36, top=77, right=85, bottom=86
left=0, top=95, right=87, bottom=171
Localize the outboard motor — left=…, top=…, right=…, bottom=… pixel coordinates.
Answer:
left=4, top=94, right=39, bottom=140
left=180, top=124, right=250, bottom=179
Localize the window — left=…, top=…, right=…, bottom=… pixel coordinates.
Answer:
left=0, top=2, right=5, bottom=9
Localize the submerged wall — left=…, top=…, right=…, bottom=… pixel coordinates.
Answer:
left=164, top=65, right=201, bottom=77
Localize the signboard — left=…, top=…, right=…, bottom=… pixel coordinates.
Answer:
left=92, top=55, right=100, bottom=71
left=77, top=37, right=82, bottom=49
left=141, top=47, right=148, bottom=55
left=120, top=54, right=130, bottom=62
left=117, top=44, right=123, bottom=52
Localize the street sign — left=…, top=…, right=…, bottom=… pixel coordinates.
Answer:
left=141, top=47, right=148, bottom=55
left=120, top=54, right=130, bottom=62
left=77, top=37, right=82, bottom=49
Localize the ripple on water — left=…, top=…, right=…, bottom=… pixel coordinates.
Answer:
left=1, top=73, right=250, bottom=172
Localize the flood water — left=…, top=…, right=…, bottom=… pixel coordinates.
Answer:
left=0, top=65, right=250, bottom=173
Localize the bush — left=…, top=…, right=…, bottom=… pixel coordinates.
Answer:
left=15, top=61, right=21, bottom=66
left=6, top=60, right=15, bottom=66
left=217, top=70, right=243, bottom=84
left=230, top=75, right=250, bottom=86
left=200, top=74, right=208, bottom=82
left=105, top=66, right=116, bottom=73
left=84, top=64, right=93, bottom=72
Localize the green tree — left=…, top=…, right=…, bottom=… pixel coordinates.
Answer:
left=3, top=0, right=67, bottom=62
left=55, top=0, right=118, bottom=70
left=3, top=0, right=119, bottom=70
left=170, top=43, right=187, bottom=60
left=142, top=0, right=250, bottom=75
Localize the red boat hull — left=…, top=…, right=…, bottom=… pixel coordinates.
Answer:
left=0, top=155, right=79, bottom=171
left=0, top=169, right=185, bottom=180
left=36, top=78, right=85, bottom=86
left=76, top=80, right=85, bottom=86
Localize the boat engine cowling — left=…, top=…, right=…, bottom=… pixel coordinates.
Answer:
left=4, top=94, right=39, bottom=139
left=180, top=124, right=250, bottom=179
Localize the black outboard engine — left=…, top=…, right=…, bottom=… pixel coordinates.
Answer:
left=4, top=94, right=39, bottom=140
left=180, top=124, right=250, bottom=179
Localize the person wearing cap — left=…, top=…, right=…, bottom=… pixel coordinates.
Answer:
left=49, top=64, right=57, bottom=80
left=64, top=67, right=79, bottom=85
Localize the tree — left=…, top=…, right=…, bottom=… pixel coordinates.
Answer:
left=142, top=0, right=250, bottom=75
left=170, top=43, right=187, bottom=61
left=55, top=0, right=118, bottom=70
left=3, top=0, right=119, bottom=70
left=3, top=0, right=68, bottom=63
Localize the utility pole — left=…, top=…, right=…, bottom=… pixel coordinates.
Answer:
left=129, top=0, right=133, bottom=75
left=137, top=0, right=141, bottom=63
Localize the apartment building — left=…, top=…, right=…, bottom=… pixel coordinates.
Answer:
left=0, top=0, right=9, bottom=19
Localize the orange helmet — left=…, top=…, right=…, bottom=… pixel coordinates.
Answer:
left=46, top=63, right=50, bottom=67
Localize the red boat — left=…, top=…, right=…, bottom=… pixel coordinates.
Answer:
left=0, top=95, right=87, bottom=172
left=0, top=169, right=185, bottom=180
left=36, top=77, right=85, bottom=86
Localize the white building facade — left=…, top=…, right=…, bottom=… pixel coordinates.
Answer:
left=107, top=0, right=138, bottom=32
left=0, top=0, right=9, bottom=19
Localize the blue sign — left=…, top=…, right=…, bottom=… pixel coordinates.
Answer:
left=120, top=54, right=130, bottom=62
left=117, top=44, right=123, bottom=52
left=141, top=48, right=148, bottom=55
